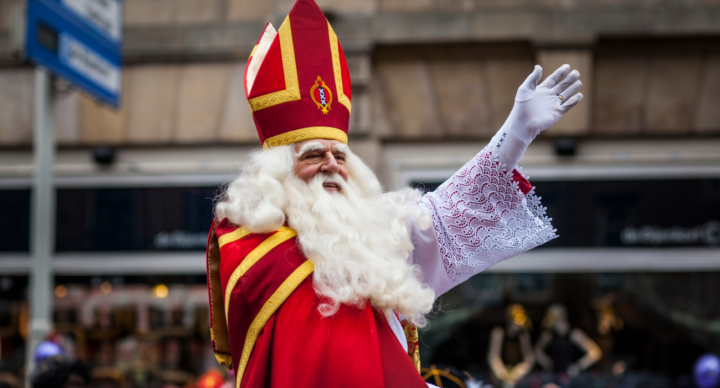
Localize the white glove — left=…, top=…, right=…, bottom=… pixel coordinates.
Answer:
left=488, top=64, right=583, bottom=171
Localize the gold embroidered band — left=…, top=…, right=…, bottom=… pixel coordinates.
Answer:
left=219, top=227, right=252, bottom=249
left=403, top=320, right=421, bottom=373
left=235, top=260, right=314, bottom=388
left=248, top=17, right=301, bottom=112
left=328, top=22, right=351, bottom=114
left=262, top=126, right=348, bottom=149
left=224, top=227, right=297, bottom=321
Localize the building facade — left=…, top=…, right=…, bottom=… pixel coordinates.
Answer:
left=1, top=0, right=720, bottom=386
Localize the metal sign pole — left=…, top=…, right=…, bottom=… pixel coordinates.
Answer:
left=26, top=67, right=56, bottom=386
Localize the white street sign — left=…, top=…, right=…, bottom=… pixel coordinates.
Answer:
left=59, top=32, right=121, bottom=92
left=62, top=0, right=121, bottom=41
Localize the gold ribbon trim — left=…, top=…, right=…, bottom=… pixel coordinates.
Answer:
left=207, top=221, right=232, bottom=369
left=402, top=320, right=421, bottom=373
left=224, top=227, right=297, bottom=321
left=235, top=260, right=315, bottom=388
left=215, top=352, right=233, bottom=370
left=262, top=126, right=348, bottom=149
left=328, top=21, right=351, bottom=115
left=218, top=227, right=252, bottom=249
left=248, top=16, right=301, bottom=112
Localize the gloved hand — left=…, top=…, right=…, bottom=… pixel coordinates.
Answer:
left=488, top=64, right=583, bottom=171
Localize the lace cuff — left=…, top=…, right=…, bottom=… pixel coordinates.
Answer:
left=421, top=147, right=557, bottom=290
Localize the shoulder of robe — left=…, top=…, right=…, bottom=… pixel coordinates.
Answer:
left=216, top=218, right=253, bottom=248
left=215, top=218, right=297, bottom=253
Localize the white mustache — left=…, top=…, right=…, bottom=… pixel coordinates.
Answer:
left=311, top=173, right=346, bottom=190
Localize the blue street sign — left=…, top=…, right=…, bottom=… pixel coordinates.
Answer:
left=26, top=0, right=122, bottom=108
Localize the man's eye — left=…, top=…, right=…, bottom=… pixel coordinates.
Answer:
left=335, top=155, right=346, bottom=162
left=305, top=153, right=321, bottom=159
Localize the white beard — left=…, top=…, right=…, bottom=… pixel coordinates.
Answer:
left=216, top=145, right=435, bottom=326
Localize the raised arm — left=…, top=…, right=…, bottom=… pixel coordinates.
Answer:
left=409, top=65, right=582, bottom=297
left=489, top=64, right=583, bottom=172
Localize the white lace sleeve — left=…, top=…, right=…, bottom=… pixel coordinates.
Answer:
left=419, top=147, right=557, bottom=295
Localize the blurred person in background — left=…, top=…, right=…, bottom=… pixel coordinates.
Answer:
left=31, top=340, right=89, bottom=388
left=31, top=358, right=89, bottom=388
left=205, top=0, right=583, bottom=386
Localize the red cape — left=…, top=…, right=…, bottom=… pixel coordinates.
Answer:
left=207, top=219, right=428, bottom=388
left=205, top=168, right=533, bottom=387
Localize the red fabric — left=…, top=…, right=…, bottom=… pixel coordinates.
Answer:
left=244, top=64, right=250, bottom=97
left=251, top=98, right=349, bottom=142
left=240, top=277, right=428, bottom=388
left=215, top=218, right=239, bottom=237
left=216, top=220, right=427, bottom=388
left=512, top=169, right=532, bottom=195
left=216, top=219, right=277, bottom=293
left=247, top=37, right=286, bottom=100
left=205, top=218, right=219, bottom=353
left=375, top=310, right=429, bottom=387
left=245, top=23, right=273, bottom=97
left=245, top=0, right=351, bottom=144
left=223, top=232, right=305, bottom=375
left=339, top=42, right=352, bottom=102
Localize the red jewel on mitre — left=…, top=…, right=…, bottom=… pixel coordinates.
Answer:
left=244, top=0, right=352, bottom=149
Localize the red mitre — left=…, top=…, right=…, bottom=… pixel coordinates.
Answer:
left=245, top=0, right=352, bottom=149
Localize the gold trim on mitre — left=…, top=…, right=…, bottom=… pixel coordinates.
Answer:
left=248, top=16, right=302, bottom=112
left=245, top=24, right=277, bottom=96
left=262, top=127, right=348, bottom=149
left=328, top=21, right=351, bottom=115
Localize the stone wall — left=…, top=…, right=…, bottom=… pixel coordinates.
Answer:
left=2, top=41, right=720, bottom=145
left=0, top=0, right=719, bottom=145
left=373, top=44, right=535, bottom=139
left=3, top=0, right=720, bottom=59
left=0, top=60, right=371, bottom=145
left=0, top=64, right=254, bottom=145
left=594, top=39, right=720, bottom=136
left=371, top=44, right=720, bottom=141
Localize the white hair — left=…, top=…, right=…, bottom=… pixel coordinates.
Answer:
left=215, top=144, right=435, bottom=326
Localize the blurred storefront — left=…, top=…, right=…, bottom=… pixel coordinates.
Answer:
left=2, top=0, right=720, bottom=386
left=0, top=144, right=718, bottom=387
left=0, top=165, right=229, bottom=386
left=388, top=140, right=720, bottom=388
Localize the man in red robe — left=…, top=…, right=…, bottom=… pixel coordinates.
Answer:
left=206, top=0, right=584, bottom=386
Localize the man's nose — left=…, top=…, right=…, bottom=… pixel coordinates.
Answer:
left=320, top=152, right=340, bottom=174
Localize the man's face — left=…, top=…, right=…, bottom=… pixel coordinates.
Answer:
left=293, top=139, right=349, bottom=192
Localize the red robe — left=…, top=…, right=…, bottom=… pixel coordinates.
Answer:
left=206, top=219, right=428, bottom=388
left=205, top=170, right=533, bottom=387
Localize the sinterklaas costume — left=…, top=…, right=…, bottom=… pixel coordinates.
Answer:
left=205, top=0, right=557, bottom=386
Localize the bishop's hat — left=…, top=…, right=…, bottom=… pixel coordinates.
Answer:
left=245, top=0, right=353, bottom=149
